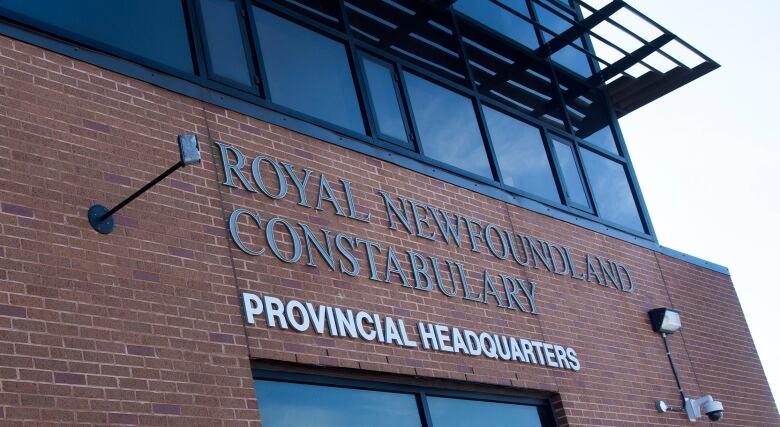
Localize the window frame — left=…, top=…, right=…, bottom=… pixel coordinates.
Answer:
left=578, top=143, right=649, bottom=234
left=252, top=369, right=559, bottom=427
left=355, top=51, right=415, bottom=149
left=192, top=0, right=259, bottom=92
left=401, top=68, right=499, bottom=183
left=547, top=132, right=593, bottom=213
left=480, top=103, right=563, bottom=205
left=249, top=3, right=369, bottom=139
left=0, top=0, right=199, bottom=77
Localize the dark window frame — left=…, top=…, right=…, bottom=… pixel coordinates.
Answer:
left=0, top=0, right=199, bottom=77
left=250, top=3, right=370, bottom=138
left=192, top=0, right=259, bottom=92
left=480, top=104, right=563, bottom=205
left=547, top=133, right=593, bottom=213
left=355, top=51, right=415, bottom=149
left=252, top=369, right=559, bottom=427
left=578, top=143, right=649, bottom=234
left=401, top=68, right=499, bottom=183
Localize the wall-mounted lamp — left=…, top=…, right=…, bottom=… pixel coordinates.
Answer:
left=648, top=307, right=682, bottom=334
left=649, top=307, right=725, bottom=422
left=88, top=134, right=201, bottom=234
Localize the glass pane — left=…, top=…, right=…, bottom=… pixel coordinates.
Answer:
left=199, top=0, right=252, bottom=86
left=483, top=107, right=559, bottom=202
left=551, top=138, right=589, bottom=207
left=428, top=396, right=543, bottom=427
left=564, top=89, right=618, bottom=154
left=404, top=72, right=493, bottom=179
left=583, top=126, right=617, bottom=153
left=550, top=44, right=592, bottom=77
left=454, top=0, right=538, bottom=49
left=276, top=0, right=341, bottom=28
left=580, top=150, right=644, bottom=232
left=255, top=380, right=423, bottom=427
left=361, top=56, right=408, bottom=142
left=533, top=1, right=592, bottom=77
left=0, top=0, right=193, bottom=73
left=253, top=8, right=365, bottom=133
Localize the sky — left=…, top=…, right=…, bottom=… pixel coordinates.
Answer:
left=614, top=0, right=780, bottom=408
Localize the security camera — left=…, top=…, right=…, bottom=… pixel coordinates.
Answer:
left=702, top=399, right=724, bottom=421
left=685, top=395, right=724, bottom=422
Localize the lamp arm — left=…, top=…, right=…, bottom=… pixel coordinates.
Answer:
left=661, top=332, right=688, bottom=407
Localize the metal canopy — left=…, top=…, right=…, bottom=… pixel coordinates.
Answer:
left=339, top=0, right=718, bottom=119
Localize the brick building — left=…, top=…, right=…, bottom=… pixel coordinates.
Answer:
left=0, top=0, right=777, bottom=426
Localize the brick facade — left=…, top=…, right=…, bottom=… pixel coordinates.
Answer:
left=0, top=35, right=777, bottom=426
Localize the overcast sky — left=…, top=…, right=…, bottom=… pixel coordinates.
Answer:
left=616, top=0, right=779, bottom=407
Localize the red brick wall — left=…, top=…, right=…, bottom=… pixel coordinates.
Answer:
left=0, top=36, right=777, bottom=426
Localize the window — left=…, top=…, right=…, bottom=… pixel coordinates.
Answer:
left=483, top=106, right=559, bottom=202
left=0, top=0, right=193, bottom=73
left=255, top=380, right=422, bottom=427
left=533, top=0, right=593, bottom=77
left=253, top=373, right=555, bottom=427
left=565, top=87, right=619, bottom=154
left=551, top=137, right=590, bottom=209
left=454, top=0, right=538, bottom=49
left=427, top=396, right=545, bottom=427
left=404, top=72, right=493, bottom=180
left=580, top=149, right=644, bottom=233
left=198, top=0, right=253, bottom=87
left=253, top=7, right=365, bottom=134
left=0, top=0, right=654, bottom=237
left=360, top=54, right=410, bottom=145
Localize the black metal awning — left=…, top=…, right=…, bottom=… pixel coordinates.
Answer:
left=340, top=0, right=718, bottom=119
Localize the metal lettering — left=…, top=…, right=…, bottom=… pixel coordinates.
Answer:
left=214, top=142, right=256, bottom=192
left=251, top=155, right=288, bottom=199
left=341, top=179, right=371, bottom=223
left=315, top=174, right=346, bottom=216
left=265, top=217, right=302, bottom=264
left=228, top=208, right=265, bottom=256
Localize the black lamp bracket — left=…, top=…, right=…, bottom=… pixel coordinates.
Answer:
left=88, top=134, right=200, bottom=234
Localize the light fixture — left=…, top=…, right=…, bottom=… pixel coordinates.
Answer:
left=648, top=307, right=682, bottom=334
left=648, top=307, right=725, bottom=422
left=88, top=134, right=201, bottom=234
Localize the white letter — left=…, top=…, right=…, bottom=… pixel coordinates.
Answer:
left=418, top=322, right=438, bottom=350
left=435, top=324, right=454, bottom=352
left=285, top=299, right=310, bottom=332
left=356, top=311, right=376, bottom=341
left=242, top=292, right=263, bottom=324
left=264, top=296, right=288, bottom=329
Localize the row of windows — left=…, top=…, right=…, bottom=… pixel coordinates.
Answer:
left=254, top=372, right=555, bottom=427
left=0, top=0, right=650, bottom=236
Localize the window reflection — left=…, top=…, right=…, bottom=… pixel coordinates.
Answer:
left=454, top=0, right=538, bottom=49
left=360, top=55, right=408, bottom=143
left=255, top=380, right=422, bottom=427
left=483, top=106, right=559, bottom=202
left=562, top=86, right=618, bottom=154
left=404, top=72, right=493, bottom=179
left=428, top=396, right=544, bottom=427
left=551, top=138, right=589, bottom=208
left=533, top=1, right=592, bottom=77
left=253, top=8, right=365, bottom=133
left=199, top=0, right=252, bottom=86
left=0, top=0, right=193, bottom=73
left=580, top=149, right=644, bottom=232
left=582, top=126, right=617, bottom=153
